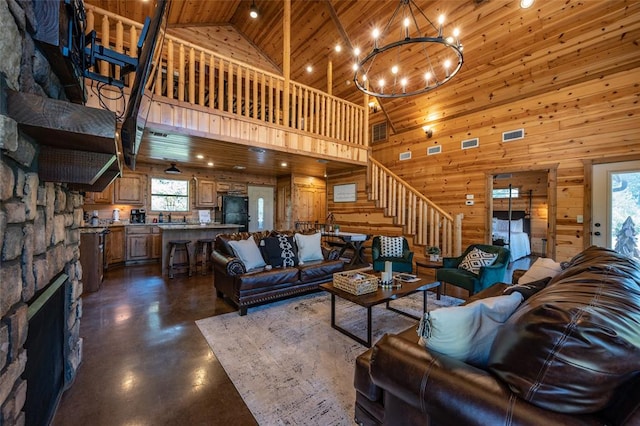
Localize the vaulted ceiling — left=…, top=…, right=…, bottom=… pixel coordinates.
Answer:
left=87, top=0, right=639, bottom=174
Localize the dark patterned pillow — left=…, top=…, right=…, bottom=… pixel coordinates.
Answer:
left=260, top=235, right=298, bottom=267
left=458, top=247, right=498, bottom=274
left=380, top=236, right=404, bottom=257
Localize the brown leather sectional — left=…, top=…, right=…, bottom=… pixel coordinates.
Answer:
left=354, top=246, right=640, bottom=425
left=212, top=231, right=344, bottom=315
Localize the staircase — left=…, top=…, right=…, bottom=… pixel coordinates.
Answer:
left=367, top=158, right=463, bottom=257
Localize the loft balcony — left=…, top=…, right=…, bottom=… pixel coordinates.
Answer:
left=83, top=5, right=369, bottom=176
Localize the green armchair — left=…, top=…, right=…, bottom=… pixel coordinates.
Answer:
left=436, top=244, right=510, bottom=296
left=371, top=236, right=414, bottom=273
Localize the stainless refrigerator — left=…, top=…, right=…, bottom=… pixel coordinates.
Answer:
left=220, top=195, right=249, bottom=232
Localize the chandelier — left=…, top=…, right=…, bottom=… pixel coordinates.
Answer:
left=353, top=0, right=463, bottom=98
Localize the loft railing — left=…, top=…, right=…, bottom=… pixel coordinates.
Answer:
left=84, top=5, right=366, bottom=146
left=367, top=158, right=462, bottom=257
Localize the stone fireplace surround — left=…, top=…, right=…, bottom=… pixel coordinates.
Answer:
left=1, top=1, right=85, bottom=424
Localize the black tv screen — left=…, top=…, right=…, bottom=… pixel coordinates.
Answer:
left=120, top=0, right=170, bottom=169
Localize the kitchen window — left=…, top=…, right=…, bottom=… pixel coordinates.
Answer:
left=151, top=178, right=189, bottom=212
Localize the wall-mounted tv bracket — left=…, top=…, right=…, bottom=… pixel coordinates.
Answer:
left=62, top=0, right=151, bottom=89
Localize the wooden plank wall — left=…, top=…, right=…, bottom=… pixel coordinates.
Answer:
left=370, top=67, right=640, bottom=261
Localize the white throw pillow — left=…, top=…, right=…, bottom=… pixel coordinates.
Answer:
left=417, top=292, right=524, bottom=367
left=294, top=232, right=324, bottom=262
left=380, top=236, right=404, bottom=257
left=458, top=247, right=498, bottom=274
left=519, top=257, right=562, bottom=284
left=511, top=219, right=524, bottom=233
left=228, top=236, right=267, bottom=270
left=495, top=219, right=510, bottom=232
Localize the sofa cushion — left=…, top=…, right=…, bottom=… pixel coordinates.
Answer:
left=294, top=232, right=324, bottom=262
left=228, top=236, right=266, bottom=270
left=380, top=236, right=404, bottom=257
left=260, top=235, right=298, bottom=267
left=236, top=267, right=300, bottom=291
left=417, top=293, right=523, bottom=368
left=488, top=246, right=640, bottom=414
left=297, top=258, right=344, bottom=283
left=458, top=247, right=497, bottom=274
left=518, top=257, right=563, bottom=284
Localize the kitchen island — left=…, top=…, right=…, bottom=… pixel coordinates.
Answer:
left=157, top=223, right=240, bottom=276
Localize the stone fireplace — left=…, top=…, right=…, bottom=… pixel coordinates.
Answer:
left=1, top=1, right=85, bottom=424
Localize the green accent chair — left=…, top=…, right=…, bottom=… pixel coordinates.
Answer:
left=371, top=236, right=414, bottom=273
left=436, top=244, right=511, bottom=296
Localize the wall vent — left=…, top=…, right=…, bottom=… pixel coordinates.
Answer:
left=427, top=145, right=442, bottom=155
left=371, top=122, right=388, bottom=143
left=461, top=138, right=479, bottom=150
left=502, top=128, right=525, bottom=142
left=399, top=151, right=412, bottom=161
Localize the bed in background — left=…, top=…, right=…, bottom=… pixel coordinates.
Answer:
left=492, top=210, right=531, bottom=261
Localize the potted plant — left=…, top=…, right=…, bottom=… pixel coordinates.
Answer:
left=426, top=246, right=441, bottom=261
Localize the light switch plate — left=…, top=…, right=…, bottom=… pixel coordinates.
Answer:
left=465, top=200, right=474, bottom=206
left=577, top=215, right=583, bottom=223
left=466, top=194, right=474, bottom=199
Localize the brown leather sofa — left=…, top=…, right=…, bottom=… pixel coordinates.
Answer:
left=354, top=246, right=640, bottom=425
left=212, top=231, right=344, bottom=315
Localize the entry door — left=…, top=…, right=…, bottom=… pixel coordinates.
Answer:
left=592, top=161, right=640, bottom=260
left=247, top=185, right=274, bottom=232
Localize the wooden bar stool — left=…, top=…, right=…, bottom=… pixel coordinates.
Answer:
left=168, top=240, right=192, bottom=278
left=195, top=238, right=215, bottom=275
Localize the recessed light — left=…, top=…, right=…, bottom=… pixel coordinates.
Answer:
left=233, top=165, right=246, bottom=170
left=207, top=162, right=214, bottom=167
left=317, top=159, right=328, bottom=164
left=196, top=154, right=204, bottom=159
left=520, top=0, right=534, bottom=8
left=281, top=162, right=288, bottom=167
left=306, top=65, right=313, bottom=73
left=249, top=147, right=266, bottom=153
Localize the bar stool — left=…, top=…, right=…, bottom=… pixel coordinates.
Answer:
left=195, top=238, right=215, bottom=275
left=168, top=240, right=192, bottom=278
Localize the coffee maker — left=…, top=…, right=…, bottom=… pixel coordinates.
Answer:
left=130, top=208, right=146, bottom=223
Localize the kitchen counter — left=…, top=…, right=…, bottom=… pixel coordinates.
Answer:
left=158, top=223, right=241, bottom=276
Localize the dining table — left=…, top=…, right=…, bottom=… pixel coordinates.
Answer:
left=322, top=231, right=371, bottom=267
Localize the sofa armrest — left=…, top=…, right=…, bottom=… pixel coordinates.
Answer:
left=212, top=251, right=246, bottom=276
left=478, top=262, right=508, bottom=286
left=369, top=334, right=602, bottom=426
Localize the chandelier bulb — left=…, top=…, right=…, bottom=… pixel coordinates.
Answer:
left=391, top=65, right=398, bottom=74
left=354, top=47, right=361, bottom=56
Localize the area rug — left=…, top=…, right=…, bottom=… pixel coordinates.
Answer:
left=196, top=290, right=462, bottom=425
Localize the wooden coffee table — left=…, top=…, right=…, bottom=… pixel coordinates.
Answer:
left=319, top=279, right=441, bottom=347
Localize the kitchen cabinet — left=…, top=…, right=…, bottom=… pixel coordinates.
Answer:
left=85, top=185, right=113, bottom=204
left=80, top=231, right=106, bottom=292
left=114, top=173, right=145, bottom=205
left=195, top=179, right=217, bottom=207
left=216, top=181, right=247, bottom=194
left=126, top=226, right=160, bottom=263
left=151, top=227, right=162, bottom=259
left=106, top=226, right=125, bottom=266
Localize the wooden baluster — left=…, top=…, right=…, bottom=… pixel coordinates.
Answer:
left=434, top=211, right=441, bottom=250
left=86, top=9, right=94, bottom=34
left=167, top=40, right=174, bottom=99
left=268, top=76, right=274, bottom=123
left=227, top=62, right=234, bottom=114
left=274, top=78, right=280, bottom=125
left=303, top=88, right=309, bottom=132
left=217, top=59, right=224, bottom=110
left=256, top=73, right=268, bottom=121
left=236, top=65, right=242, bottom=116
left=255, top=72, right=260, bottom=120
left=244, top=68, right=250, bottom=118
left=208, top=55, right=215, bottom=108
left=400, top=186, right=406, bottom=226
left=189, top=47, right=195, bottom=103
left=178, top=44, right=185, bottom=102
left=114, top=20, right=123, bottom=81
left=154, top=55, right=162, bottom=95
left=100, top=15, right=109, bottom=77
left=199, top=51, right=205, bottom=106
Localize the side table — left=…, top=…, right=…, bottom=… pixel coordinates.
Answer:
left=415, top=260, right=443, bottom=300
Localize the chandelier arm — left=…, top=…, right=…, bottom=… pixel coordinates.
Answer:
left=379, top=0, right=405, bottom=42
left=411, top=0, right=438, bottom=33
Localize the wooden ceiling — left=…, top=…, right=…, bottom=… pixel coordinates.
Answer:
left=87, top=0, right=640, bottom=176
